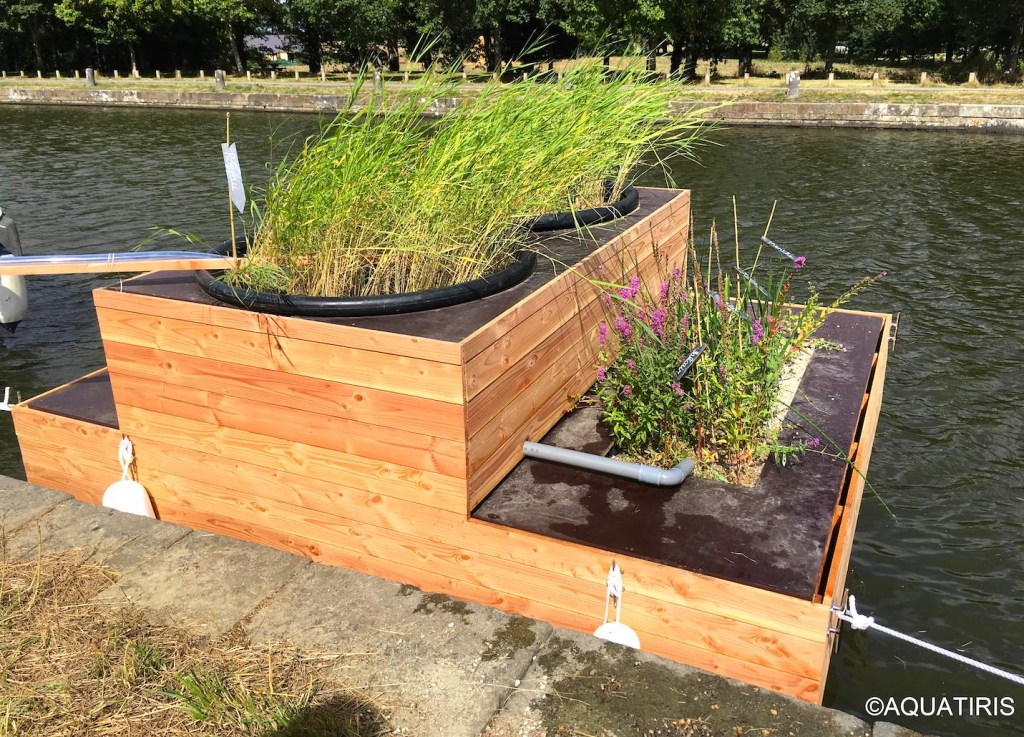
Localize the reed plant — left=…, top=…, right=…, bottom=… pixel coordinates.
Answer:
left=595, top=206, right=884, bottom=484
left=238, top=59, right=709, bottom=297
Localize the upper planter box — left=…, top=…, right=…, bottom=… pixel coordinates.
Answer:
left=92, top=187, right=690, bottom=515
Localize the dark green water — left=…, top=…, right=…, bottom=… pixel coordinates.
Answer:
left=1, top=106, right=1022, bottom=736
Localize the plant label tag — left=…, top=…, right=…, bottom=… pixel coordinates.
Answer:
left=726, top=301, right=751, bottom=322
left=221, top=143, right=246, bottom=214
left=675, top=343, right=705, bottom=380
left=735, top=266, right=770, bottom=298
left=761, top=235, right=797, bottom=262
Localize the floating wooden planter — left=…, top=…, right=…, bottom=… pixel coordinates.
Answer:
left=12, top=187, right=891, bottom=704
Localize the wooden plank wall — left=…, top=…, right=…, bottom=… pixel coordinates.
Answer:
left=462, top=190, right=691, bottom=508
left=94, top=285, right=470, bottom=514
left=13, top=405, right=122, bottom=506
left=131, top=435, right=832, bottom=701
left=10, top=189, right=904, bottom=704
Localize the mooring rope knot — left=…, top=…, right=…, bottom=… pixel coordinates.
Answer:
left=832, top=595, right=1024, bottom=688
left=606, top=561, right=623, bottom=600
left=845, top=595, right=875, bottom=630
left=118, top=436, right=134, bottom=481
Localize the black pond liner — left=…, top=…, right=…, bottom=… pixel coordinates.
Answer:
left=524, top=182, right=640, bottom=232
left=195, top=238, right=537, bottom=317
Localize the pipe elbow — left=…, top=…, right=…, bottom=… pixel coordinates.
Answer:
left=638, top=458, right=695, bottom=486
left=672, top=458, right=696, bottom=485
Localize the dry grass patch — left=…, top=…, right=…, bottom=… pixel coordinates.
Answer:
left=0, top=551, right=389, bottom=736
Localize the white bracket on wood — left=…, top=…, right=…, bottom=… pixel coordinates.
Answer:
left=889, top=311, right=901, bottom=352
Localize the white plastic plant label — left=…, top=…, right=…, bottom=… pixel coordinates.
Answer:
left=221, top=142, right=246, bottom=214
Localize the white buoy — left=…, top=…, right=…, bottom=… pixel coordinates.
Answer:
left=593, top=561, right=641, bottom=649
left=102, top=437, right=156, bottom=518
left=0, top=264, right=27, bottom=333
left=0, top=207, right=28, bottom=333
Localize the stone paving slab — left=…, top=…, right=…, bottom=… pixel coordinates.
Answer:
left=483, top=627, right=904, bottom=737
left=4, top=498, right=190, bottom=569
left=246, top=561, right=551, bottom=737
left=95, top=530, right=307, bottom=635
left=0, top=475, right=68, bottom=537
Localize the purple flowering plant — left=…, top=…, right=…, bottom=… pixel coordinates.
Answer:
left=595, top=214, right=884, bottom=484
left=596, top=266, right=694, bottom=460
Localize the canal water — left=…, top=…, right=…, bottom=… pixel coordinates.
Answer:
left=1, top=105, right=1022, bottom=736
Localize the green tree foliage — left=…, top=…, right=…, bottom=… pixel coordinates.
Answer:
left=544, top=0, right=667, bottom=67
left=0, top=0, right=1021, bottom=80
left=1, top=0, right=55, bottom=70
left=782, top=0, right=864, bottom=73
left=54, top=0, right=181, bottom=70
left=410, top=0, right=478, bottom=67
left=473, top=0, right=543, bottom=71
left=278, top=0, right=342, bottom=73
left=723, top=0, right=786, bottom=74
left=660, top=0, right=734, bottom=77
left=193, top=0, right=277, bottom=73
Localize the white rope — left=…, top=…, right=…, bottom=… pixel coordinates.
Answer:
left=602, top=561, right=624, bottom=625
left=835, top=595, right=1024, bottom=688
left=118, top=436, right=134, bottom=481
left=0, top=387, right=12, bottom=412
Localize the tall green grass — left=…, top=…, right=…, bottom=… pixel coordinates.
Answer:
left=241, top=59, right=711, bottom=298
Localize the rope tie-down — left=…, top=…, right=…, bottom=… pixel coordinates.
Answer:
left=834, top=595, right=1024, bottom=688
left=102, top=436, right=156, bottom=519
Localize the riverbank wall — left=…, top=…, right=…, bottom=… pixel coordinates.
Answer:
left=4, top=85, right=1024, bottom=133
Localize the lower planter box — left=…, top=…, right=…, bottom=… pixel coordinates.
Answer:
left=11, top=186, right=891, bottom=704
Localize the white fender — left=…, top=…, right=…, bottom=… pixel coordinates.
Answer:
left=0, top=208, right=28, bottom=333
left=103, top=437, right=156, bottom=518
left=0, top=266, right=28, bottom=332
left=102, top=479, right=156, bottom=518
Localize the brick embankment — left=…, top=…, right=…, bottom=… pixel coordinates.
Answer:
left=3, top=85, right=1024, bottom=133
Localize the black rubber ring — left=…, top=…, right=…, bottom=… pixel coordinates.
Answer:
left=196, top=239, right=537, bottom=317
left=525, top=182, right=640, bottom=232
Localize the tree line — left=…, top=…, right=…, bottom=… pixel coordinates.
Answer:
left=1, top=0, right=1022, bottom=82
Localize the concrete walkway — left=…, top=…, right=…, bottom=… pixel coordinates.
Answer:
left=0, top=475, right=927, bottom=736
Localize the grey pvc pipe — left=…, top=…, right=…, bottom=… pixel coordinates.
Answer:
left=523, top=441, right=695, bottom=487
